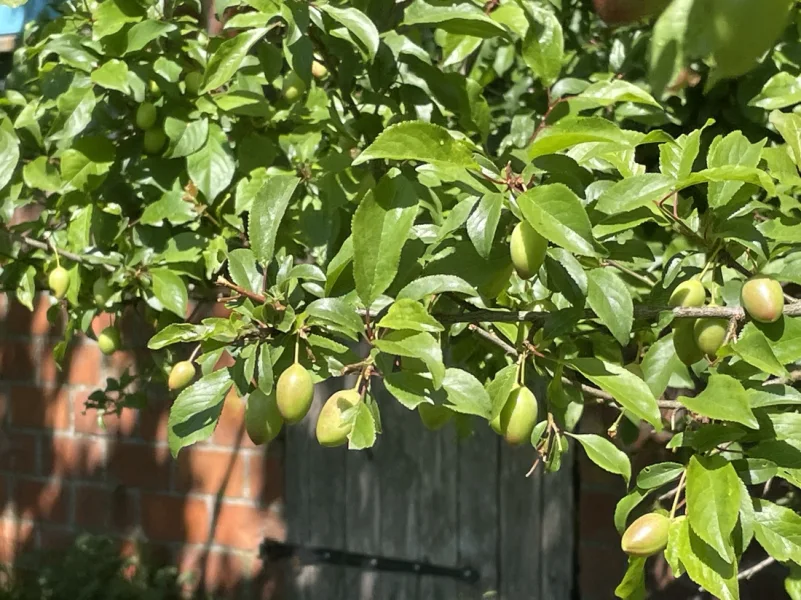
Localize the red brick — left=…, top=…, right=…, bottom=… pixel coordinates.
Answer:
left=39, top=340, right=101, bottom=386
left=108, top=442, right=171, bottom=490
left=579, top=541, right=627, bottom=600
left=138, top=402, right=170, bottom=442
left=14, top=478, right=68, bottom=524
left=141, top=493, right=209, bottom=543
left=43, top=436, right=105, bottom=478
left=249, top=454, right=283, bottom=504
left=0, top=432, right=37, bottom=473
left=176, top=447, right=245, bottom=497
left=212, top=389, right=250, bottom=447
left=0, top=342, right=35, bottom=382
left=10, top=386, right=70, bottom=430
left=73, top=390, right=137, bottom=437
left=5, top=296, right=63, bottom=336
left=212, top=501, right=284, bottom=550
left=0, top=518, right=36, bottom=562
left=74, top=483, right=137, bottom=532
left=178, top=547, right=250, bottom=597
left=579, top=490, right=620, bottom=544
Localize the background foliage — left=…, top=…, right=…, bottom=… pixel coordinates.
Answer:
left=2, top=0, right=801, bottom=596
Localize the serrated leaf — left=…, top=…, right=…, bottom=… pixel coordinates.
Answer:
left=148, top=323, right=212, bottom=349
left=732, top=323, right=789, bottom=377
left=384, top=371, right=440, bottom=409
left=442, top=367, right=492, bottom=418
left=673, top=517, right=739, bottom=600
left=770, top=110, right=801, bottom=170
left=705, top=132, right=765, bottom=209
left=753, top=499, right=801, bottom=565
left=257, top=343, right=274, bottom=394
left=348, top=402, right=377, bottom=450
left=377, top=299, right=444, bottom=333
left=595, top=173, right=676, bottom=214
left=187, top=127, right=235, bottom=202
left=527, top=116, right=638, bottom=160
left=641, top=333, right=689, bottom=399
left=150, top=268, right=188, bottom=318
left=167, top=369, right=233, bottom=457
left=686, top=454, right=741, bottom=563
left=304, top=297, right=364, bottom=337
left=402, top=0, right=508, bottom=38
left=353, top=121, right=478, bottom=169
left=636, top=462, right=684, bottom=490
left=125, top=19, right=176, bottom=53
left=575, top=80, right=659, bottom=110
left=164, top=117, right=209, bottom=159
left=319, top=4, right=379, bottom=60
left=91, top=59, right=130, bottom=94
left=248, top=174, right=300, bottom=266
left=520, top=3, right=563, bottom=86
left=352, top=171, right=418, bottom=307
left=375, top=330, right=445, bottom=389
left=678, top=374, right=758, bottom=429
left=517, top=184, right=597, bottom=256
left=569, top=358, right=662, bottom=430
left=228, top=248, right=261, bottom=293
left=586, top=268, right=633, bottom=345
left=201, top=28, right=269, bottom=93
left=486, top=363, right=519, bottom=420
left=396, top=275, right=478, bottom=301
left=570, top=433, right=631, bottom=485
left=466, top=192, right=503, bottom=259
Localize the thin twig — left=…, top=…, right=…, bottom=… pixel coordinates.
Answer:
left=737, top=556, right=776, bottom=580
left=603, top=260, right=656, bottom=287
left=13, top=233, right=116, bottom=271
left=216, top=277, right=267, bottom=304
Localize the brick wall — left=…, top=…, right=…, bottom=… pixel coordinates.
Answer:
left=0, top=292, right=285, bottom=599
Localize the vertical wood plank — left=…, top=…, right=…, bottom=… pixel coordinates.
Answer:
left=416, top=418, right=458, bottom=600
left=285, top=378, right=349, bottom=600
left=283, top=396, right=310, bottom=600
left=376, top=387, right=420, bottom=600
left=457, top=425, right=500, bottom=600
left=540, top=449, right=575, bottom=600
left=499, top=442, right=542, bottom=599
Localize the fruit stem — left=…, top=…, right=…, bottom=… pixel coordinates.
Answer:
left=669, top=469, right=687, bottom=519
left=517, top=353, right=526, bottom=386
left=49, top=239, right=61, bottom=268
left=698, top=244, right=721, bottom=281
left=189, top=344, right=201, bottom=362
left=294, top=333, right=300, bottom=364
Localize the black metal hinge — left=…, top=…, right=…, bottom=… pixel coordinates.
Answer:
left=260, top=538, right=480, bottom=584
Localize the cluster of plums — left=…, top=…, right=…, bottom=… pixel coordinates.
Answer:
left=135, top=71, right=203, bottom=155
left=670, top=275, right=784, bottom=365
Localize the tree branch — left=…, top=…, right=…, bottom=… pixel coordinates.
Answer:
left=737, top=556, right=776, bottom=581
left=12, top=233, right=116, bottom=272
left=216, top=277, right=267, bottom=304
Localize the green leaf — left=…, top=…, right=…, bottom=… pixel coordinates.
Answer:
left=751, top=72, right=801, bottom=110
left=441, top=367, right=492, bottom=418
left=0, top=128, right=20, bottom=192
left=248, top=174, right=300, bottom=266
left=352, top=171, right=418, bottom=307
left=186, top=128, right=235, bottom=204
left=353, top=121, right=479, bottom=169
left=257, top=343, right=274, bottom=395
left=167, top=369, right=233, bottom=457
left=753, top=499, right=801, bottom=565
left=140, top=186, right=195, bottom=226
left=91, top=59, right=130, bottom=94
left=755, top=318, right=801, bottom=365
left=705, top=132, right=765, bottom=209
left=731, top=325, right=788, bottom=378
left=60, top=136, right=115, bottom=192
left=574, top=80, right=659, bottom=110
left=672, top=517, right=739, bottom=600
left=520, top=2, right=564, bottom=86
left=733, top=458, right=778, bottom=485
left=641, top=333, right=688, bottom=399
left=595, top=174, right=676, bottom=214
left=615, top=487, right=651, bottom=534
left=396, top=275, right=478, bottom=301
left=660, top=124, right=709, bottom=180
left=125, top=20, right=177, bottom=53
left=770, top=110, right=801, bottom=170
left=569, top=358, right=662, bottom=430
left=16, top=266, right=35, bottom=312
left=615, top=557, right=646, bottom=600
left=377, top=299, right=444, bottom=333
left=375, top=330, right=445, bottom=389
left=304, top=297, right=364, bottom=337
left=348, top=402, right=377, bottom=450
left=22, top=157, right=60, bottom=193
left=517, top=184, right=597, bottom=256
left=486, top=363, right=518, bottom=420
left=786, top=566, right=801, bottom=600
left=147, top=323, right=212, bottom=349
left=636, top=462, right=684, bottom=489
left=677, top=374, right=758, bottom=429
left=527, top=116, right=638, bottom=160
left=150, top=268, right=188, bottom=318
left=48, top=86, right=96, bottom=142
left=586, top=268, right=633, bottom=346
left=164, top=117, right=209, bottom=159
left=648, top=0, right=694, bottom=96
left=384, top=372, right=440, bottom=409
left=466, top=192, right=503, bottom=259
left=686, top=454, right=741, bottom=563
left=402, top=0, right=508, bottom=38
left=228, top=248, right=261, bottom=293
left=93, top=0, right=145, bottom=39
left=569, top=433, right=631, bottom=485
left=319, top=5, right=379, bottom=60
left=201, top=28, right=269, bottom=93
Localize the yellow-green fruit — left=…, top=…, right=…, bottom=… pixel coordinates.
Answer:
left=148, top=80, right=162, bottom=97
left=282, top=72, right=306, bottom=102
left=694, top=317, right=728, bottom=359
left=741, top=276, right=784, bottom=324
left=185, top=71, right=203, bottom=95
left=621, top=513, right=670, bottom=557
left=97, top=326, right=121, bottom=356
left=276, top=363, right=314, bottom=424
left=311, top=60, right=328, bottom=79
left=510, top=221, right=547, bottom=280
left=93, top=278, right=112, bottom=307
left=418, top=404, right=452, bottom=431
left=673, top=321, right=703, bottom=366
left=245, top=389, right=284, bottom=445
left=316, top=389, right=361, bottom=447
left=669, top=279, right=706, bottom=308
left=479, top=262, right=514, bottom=299
left=143, top=128, right=167, bottom=154
left=135, top=102, right=157, bottom=130
left=168, top=361, right=196, bottom=391
left=496, top=385, right=538, bottom=445
left=712, top=0, right=793, bottom=78
left=48, top=266, right=70, bottom=300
